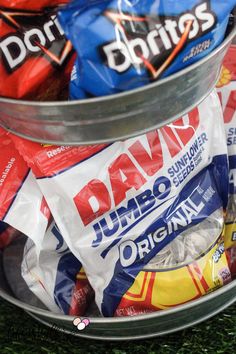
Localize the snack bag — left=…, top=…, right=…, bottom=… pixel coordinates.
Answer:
left=217, top=44, right=236, bottom=250
left=58, top=0, right=236, bottom=98
left=22, top=221, right=94, bottom=315
left=11, top=91, right=231, bottom=317
left=0, top=221, right=19, bottom=249
left=0, top=0, right=75, bottom=100
left=0, top=127, right=50, bottom=248
left=217, top=44, right=236, bottom=277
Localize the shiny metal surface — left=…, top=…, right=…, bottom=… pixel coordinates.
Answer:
left=1, top=253, right=236, bottom=341
left=0, top=23, right=235, bottom=145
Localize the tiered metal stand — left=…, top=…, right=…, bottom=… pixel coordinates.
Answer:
left=0, top=20, right=236, bottom=341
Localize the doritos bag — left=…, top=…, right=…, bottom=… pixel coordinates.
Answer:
left=11, top=91, right=231, bottom=317
left=58, top=0, right=236, bottom=99
left=0, top=0, right=75, bottom=100
left=22, top=221, right=94, bottom=315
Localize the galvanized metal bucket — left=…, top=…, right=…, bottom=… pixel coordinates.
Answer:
left=0, top=251, right=236, bottom=341
left=0, top=12, right=236, bottom=343
left=0, top=22, right=235, bottom=145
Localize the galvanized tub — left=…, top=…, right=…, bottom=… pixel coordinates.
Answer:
left=1, top=250, right=236, bottom=341
left=0, top=21, right=235, bottom=145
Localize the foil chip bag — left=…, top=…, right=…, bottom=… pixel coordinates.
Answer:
left=0, top=0, right=75, bottom=100
left=58, top=0, right=236, bottom=98
left=217, top=44, right=236, bottom=250
left=22, top=221, right=94, bottom=315
left=11, top=91, right=231, bottom=316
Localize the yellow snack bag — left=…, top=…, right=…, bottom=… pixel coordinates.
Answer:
left=116, top=213, right=231, bottom=316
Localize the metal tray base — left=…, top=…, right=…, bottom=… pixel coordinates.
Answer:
left=26, top=291, right=236, bottom=341
left=1, top=279, right=236, bottom=341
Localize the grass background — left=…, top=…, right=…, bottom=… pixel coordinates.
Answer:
left=1, top=299, right=236, bottom=354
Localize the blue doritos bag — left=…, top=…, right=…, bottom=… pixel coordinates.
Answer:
left=59, top=0, right=236, bottom=99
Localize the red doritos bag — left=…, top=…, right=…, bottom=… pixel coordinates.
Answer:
left=0, top=0, right=75, bottom=100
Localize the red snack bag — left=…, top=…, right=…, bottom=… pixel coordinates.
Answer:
left=0, top=127, right=50, bottom=248
left=0, top=0, right=75, bottom=100
left=217, top=44, right=236, bottom=278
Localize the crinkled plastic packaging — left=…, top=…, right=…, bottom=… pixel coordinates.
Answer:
left=0, top=0, right=75, bottom=100
left=217, top=45, right=236, bottom=249
left=11, top=91, right=231, bottom=317
left=58, top=0, right=236, bottom=99
left=0, top=127, right=93, bottom=315
left=0, top=127, right=50, bottom=248
left=22, top=221, right=94, bottom=315
left=217, top=44, right=236, bottom=275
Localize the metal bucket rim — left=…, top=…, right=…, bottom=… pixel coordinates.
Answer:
left=1, top=279, right=236, bottom=323
left=0, top=24, right=235, bottom=107
left=26, top=295, right=236, bottom=341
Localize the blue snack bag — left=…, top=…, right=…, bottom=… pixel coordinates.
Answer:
left=59, top=0, right=236, bottom=99
left=70, top=61, right=88, bottom=100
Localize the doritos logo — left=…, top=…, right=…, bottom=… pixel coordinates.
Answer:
left=101, top=1, right=216, bottom=78
left=0, top=7, right=72, bottom=72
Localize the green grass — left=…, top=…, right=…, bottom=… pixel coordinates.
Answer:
left=1, top=299, right=236, bottom=354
